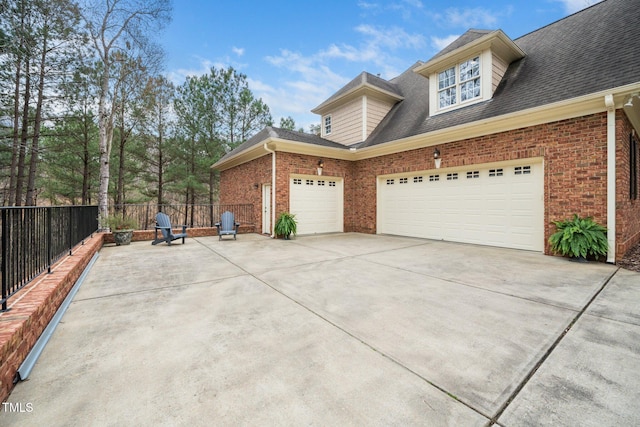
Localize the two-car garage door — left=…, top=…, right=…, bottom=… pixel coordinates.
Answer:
left=377, top=162, right=544, bottom=251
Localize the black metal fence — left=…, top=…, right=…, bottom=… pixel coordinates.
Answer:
left=108, top=203, right=254, bottom=230
left=1, top=205, right=99, bottom=312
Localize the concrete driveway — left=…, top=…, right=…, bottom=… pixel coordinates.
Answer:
left=2, top=233, right=639, bottom=426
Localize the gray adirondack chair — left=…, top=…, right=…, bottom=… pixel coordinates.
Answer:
left=152, top=212, right=187, bottom=245
left=215, top=211, right=240, bottom=240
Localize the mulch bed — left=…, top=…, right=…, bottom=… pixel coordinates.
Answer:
left=617, top=241, right=640, bottom=272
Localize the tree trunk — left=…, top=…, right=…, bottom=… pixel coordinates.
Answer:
left=116, top=126, right=126, bottom=207
left=9, top=59, right=22, bottom=207
left=157, top=140, right=163, bottom=207
left=209, top=169, right=214, bottom=205
left=82, top=113, right=90, bottom=205
left=26, top=30, right=48, bottom=206
left=15, top=60, right=31, bottom=206
left=97, top=60, right=113, bottom=227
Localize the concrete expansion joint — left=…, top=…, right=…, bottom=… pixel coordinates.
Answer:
left=487, top=267, right=621, bottom=425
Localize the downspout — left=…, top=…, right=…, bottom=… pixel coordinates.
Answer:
left=263, top=142, right=276, bottom=238
left=605, top=94, right=616, bottom=263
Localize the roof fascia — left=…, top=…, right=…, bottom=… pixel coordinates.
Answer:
left=311, top=84, right=403, bottom=116
left=212, top=138, right=353, bottom=171
left=213, top=82, right=640, bottom=169
left=211, top=140, right=272, bottom=171
left=352, top=82, right=640, bottom=160
left=268, top=139, right=353, bottom=160
left=414, top=30, right=525, bottom=77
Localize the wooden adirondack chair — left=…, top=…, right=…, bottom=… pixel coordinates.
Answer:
left=215, top=211, right=240, bottom=240
left=152, top=212, right=188, bottom=245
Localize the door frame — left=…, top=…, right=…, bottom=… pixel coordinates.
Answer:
left=262, top=184, right=271, bottom=234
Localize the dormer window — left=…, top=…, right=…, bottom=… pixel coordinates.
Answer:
left=438, top=56, right=481, bottom=109
left=324, top=115, right=332, bottom=135
left=414, top=29, right=525, bottom=117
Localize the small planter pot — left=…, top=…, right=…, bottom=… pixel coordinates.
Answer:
left=113, top=229, right=134, bottom=246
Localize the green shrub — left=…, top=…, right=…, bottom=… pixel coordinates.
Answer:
left=548, top=214, right=608, bottom=259
left=274, top=212, right=297, bottom=239
left=102, top=214, right=138, bottom=231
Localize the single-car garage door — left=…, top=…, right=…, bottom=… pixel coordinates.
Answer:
left=290, top=175, right=344, bottom=235
left=377, top=162, right=544, bottom=251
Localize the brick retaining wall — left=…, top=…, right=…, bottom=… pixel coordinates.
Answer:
left=1, top=227, right=253, bottom=402
left=0, top=234, right=103, bottom=402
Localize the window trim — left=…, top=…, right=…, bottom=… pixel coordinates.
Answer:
left=323, top=115, right=332, bottom=136
left=437, top=55, right=481, bottom=111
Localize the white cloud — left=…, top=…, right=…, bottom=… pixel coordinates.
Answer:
left=402, top=0, right=423, bottom=8
left=357, top=1, right=380, bottom=10
left=430, top=34, right=460, bottom=52
left=164, top=54, right=252, bottom=86
left=431, top=6, right=512, bottom=29
left=355, top=24, right=425, bottom=50
left=552, top=0, right=603, bottom=14
left=232, top=46, right=245, bottom=56
left=259, top=21, right=426, bottom=129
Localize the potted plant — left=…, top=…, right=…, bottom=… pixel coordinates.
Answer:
left=274, top=212, right=297, bottom=240
left=548, top=214, right=608, bottom=262
left=103, top=214, right=138, bottom=246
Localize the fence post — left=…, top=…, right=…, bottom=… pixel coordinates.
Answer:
left=1, top=209, right=8, bottom=312
left=47, top=208, right=52, bottom=273
left=145, top=202, right=150, bottom=229
left=68, top=207, right=73, bottom=256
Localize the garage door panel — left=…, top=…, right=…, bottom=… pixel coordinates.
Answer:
left=290, top=177, right=343, bottom=235
left=378, top=162, right=543, bottom=251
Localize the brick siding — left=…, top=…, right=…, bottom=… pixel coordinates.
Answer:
left=219, top=155, right=271, bottom=232
left=616, top=111, right=640, bottom=256
left=219, top=110, right=640, bottom=259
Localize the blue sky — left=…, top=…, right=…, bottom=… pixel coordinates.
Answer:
left=160, top=0, right=602, bottom=131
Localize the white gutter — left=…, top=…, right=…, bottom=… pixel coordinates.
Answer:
left=263, top=143, right=276, bottom=238
left=605, top=94, right=616, bottom=263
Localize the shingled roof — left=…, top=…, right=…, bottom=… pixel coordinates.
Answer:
left=215, top=126, right=347, bottom=165
left=428, top=29, right=492, bottom=62
left=361, top=0, right=640, bottom=147
left=215, top=0, right=639, bottom=165
left=311, top=71, right=403, bottom=114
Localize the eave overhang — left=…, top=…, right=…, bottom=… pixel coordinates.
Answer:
left=414, top=30, right=525, bottom=78
left=211, top=138, right=353, bottom=172
left=311, top=84, right=404, bottom=116
left=352, top=83, right=640, bottom=161
left=213, top=82, right=640, bottom=171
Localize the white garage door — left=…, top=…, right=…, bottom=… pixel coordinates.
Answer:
left=377, top=162, right=544, bottom=251
left=290, top=175, right=343, bottom=235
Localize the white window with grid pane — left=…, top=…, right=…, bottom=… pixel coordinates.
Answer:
left=437, top=56, right=481, bottom=110
left=323, top=115, right=332, bottom=135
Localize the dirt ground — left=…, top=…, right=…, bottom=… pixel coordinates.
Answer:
left=617, top=241, right=640, bottom=272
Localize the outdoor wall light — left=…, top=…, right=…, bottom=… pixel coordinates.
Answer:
left=317, top=159, right=324, bottom=176
left=433, top=148, right=441, bottom=169
left=625, top=93, right=639, bottom=108
left=253, top=183, right=259, bottom=189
